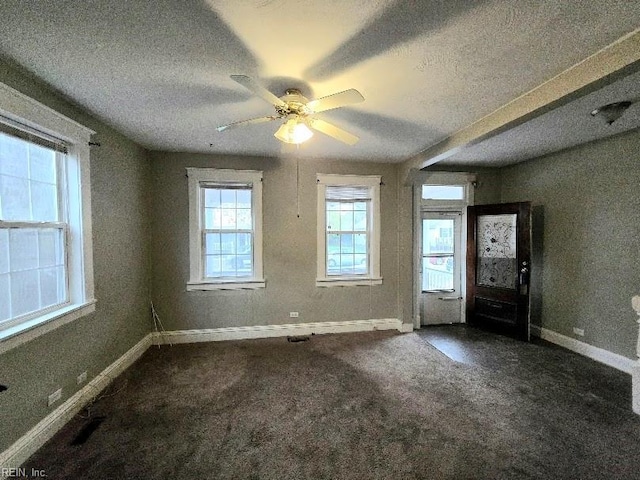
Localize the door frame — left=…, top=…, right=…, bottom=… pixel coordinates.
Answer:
left=412, top=172, right=476, bottom=329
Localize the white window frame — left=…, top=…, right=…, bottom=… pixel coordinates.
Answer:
left=186, top=168, right=264, bottom=291
left=0, top=82, right=95, bottom=354
left=316, top=173, right=382, bottom=287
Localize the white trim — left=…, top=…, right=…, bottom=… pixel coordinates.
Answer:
left=186, top=168, right=264, bottom=288
left=316, top=173, right=382, bottom=287
left=535, top=327, right=634, bottom=374
left=153, top=318, right=403, bottom=345
left=0, top=83, right=94, bottom=142
left=186, top=279, right=265, bottom=291
left=316, top=277, right=383, bottom=288
left=0, top=333, right=152, bottom=473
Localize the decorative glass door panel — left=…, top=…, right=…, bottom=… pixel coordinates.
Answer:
left=476, top=214, right=517, bottom=289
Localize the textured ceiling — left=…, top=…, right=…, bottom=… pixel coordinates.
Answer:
left=441, top=69, right=640, bottom=167
left=0, top=0, right=639, bottom=164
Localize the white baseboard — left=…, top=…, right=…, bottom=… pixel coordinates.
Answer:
left=535, top=326, right=635, bottom=374
left=153, top=318, right=404, bottom=345
left=0, top=333, right=153, bottom=474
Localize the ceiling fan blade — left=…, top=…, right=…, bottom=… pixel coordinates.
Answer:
left=217, top=115, right=279, bottom=132
left=306, top=89, right=364, bottom=113
left=230, top=75, right=286, bottom=107
left=308, top=118, right=359, bottom=145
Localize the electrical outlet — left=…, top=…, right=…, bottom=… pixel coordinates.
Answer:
left=289, top=312, right=299, bottom=318
left=77, top=371, right=87, bottom=385
left=48, top=388, right=62, bottom=407
left=573, top=327, right=585, bottom=337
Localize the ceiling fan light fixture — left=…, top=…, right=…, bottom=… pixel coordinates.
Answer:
left=274, top=116, right=313, bottom=144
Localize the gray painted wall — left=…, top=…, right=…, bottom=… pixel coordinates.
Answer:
left=149, top=153, right=400, bottom=330
left=500, top=129, right=640, bottom=359
left=0, top=59, right=151, bottom=450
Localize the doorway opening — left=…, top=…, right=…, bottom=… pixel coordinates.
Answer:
left=413, top=173, right=476, bottom=329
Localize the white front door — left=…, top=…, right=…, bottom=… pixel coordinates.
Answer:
left=420, top=211, right=463, bottom=325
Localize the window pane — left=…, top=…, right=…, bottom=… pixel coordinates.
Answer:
left=31, top=181, right=58, bottom=221
left=220, top=208, right=237, bottom=229
left=220, top=189, right=235, bottom=206
left=236, top=189, right=251, bottom=209
left=0, top=134, right=29, bottom=178
left=422, top=219, right=454, bottom=254
left=422, top=185, right=465, bottom=200
left=29, top=145, right=56, bottom=183
left=220, top=233, right=236, bottom=254
left=205, top=233, right=221, bottom=254
left=327, top=233, right=340, bottom=254
left=38, top=228, right=64, bottom=267
left=205, top=255, right=222, bottom=277
left=0, top=273, right=9, bottom=322
left=204, top=207, right=221, bottom=229
left=326, top=211, right=340, bottom=231
left=236, top=208, right=251, bottom=230
left=353, top=211, right=367, bottom=231
left=237, top=233, right=252, bottom=255
left=204, top=188, right=220, bottom=208
left=340, top=234, right=354, bottom=254
left=340, top=211, right=353, bottom=231
left=326, top=201, right=341, bottom=211
left=10, top=229, right=38, bottom=271
left=11, top=269, right=40, bottom=317
left=423, top=255, right=454, bottom=291
left=1, top=175, right=30, bottom=220
left=354, top=234, right=367, bottom=254
left=236, top=254, right=252, bottom=273
left=353, top=201, right=367, bottom=211
left=40, top=266, right=65, bottom=308
left=353, top=254, right=367, bottom=274
left=221, top=255, right=236, bottom=274
left=327, top=254, right=340, bottom=272
left=0, top=229, right=8, bottom=274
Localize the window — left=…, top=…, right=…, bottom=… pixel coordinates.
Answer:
left=422, top=217, right=457, bottom=291
left=0, top=82, right=95, bottom=350
left=187, top=168, right=264, bottom=290
left=1, top=132, right=67, bottom=326
left=422, top=184, right=465, bottom=201
left=316, top=174, right=381, bottom=287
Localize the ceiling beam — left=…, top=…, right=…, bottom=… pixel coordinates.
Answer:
left=402, top=28, right=640, bottom=176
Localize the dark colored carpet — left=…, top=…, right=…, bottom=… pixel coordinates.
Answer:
left=18, top=327, right=640, bottom=479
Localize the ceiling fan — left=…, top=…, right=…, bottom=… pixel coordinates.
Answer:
left=217, top=75, right=364, bottom=145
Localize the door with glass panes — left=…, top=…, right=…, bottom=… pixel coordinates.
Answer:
left=420, top=211, right=462, bottom=325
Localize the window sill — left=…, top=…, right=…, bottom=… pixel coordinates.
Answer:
left=187, top=279, right=266, bottom=291
left=0, top=300, right=97, bottom=354
left=316, top=277, right=383, bottom=288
